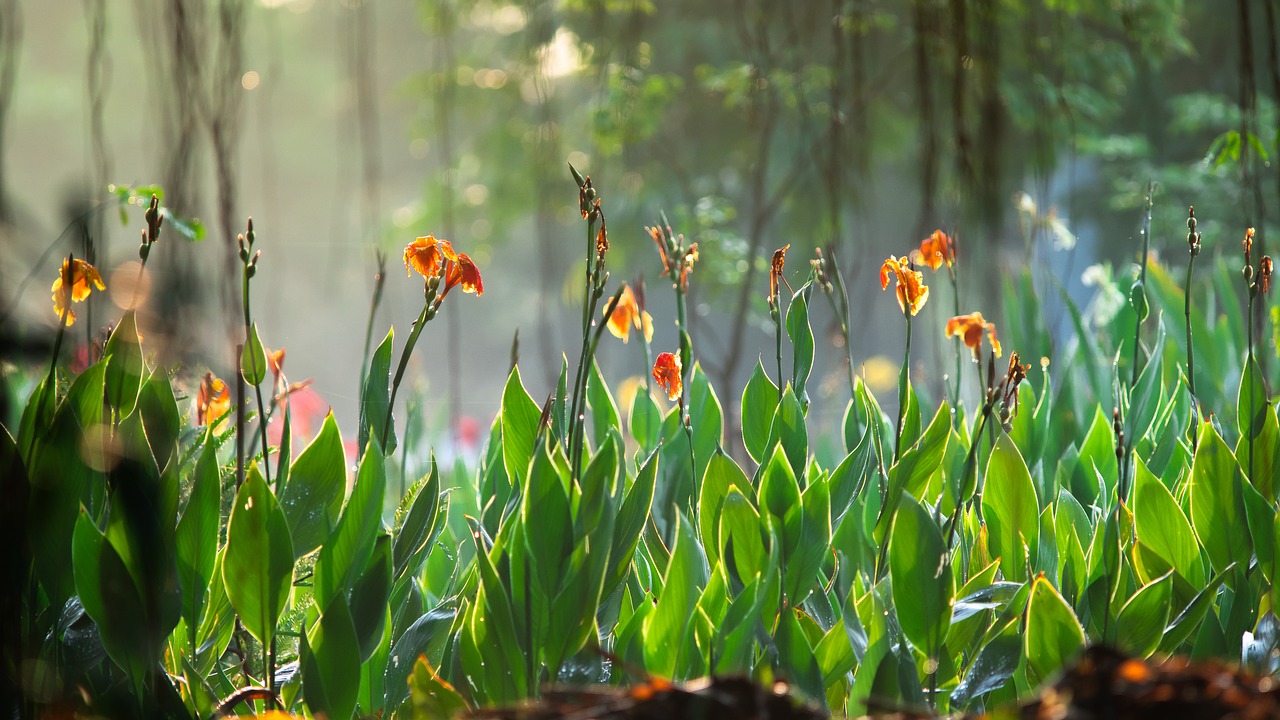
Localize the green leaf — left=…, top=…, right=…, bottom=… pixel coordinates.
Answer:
left=1115, top=572, right=1173, bottom=658
left=406, top=655, right=468, bottom=719
left=385, top=606, right=456, bottom=712
left=698, top=449, right=751, bottom=567
left=349, top=533, right=392, bottom=661
left=766, top=385, right=809, bottom=479
left=303, top=594, right=361, bottom=720
left=392, top=458, right=442, bottom=583
left=759, top=444, right=804, bottom=568
left=786, top=285, right=815, bottom=403
left=643, top=512, right=708, bottom=677
left=889, top=495, right=953, bottom=658
left=72, top=509, right=152, bottom=682
left=104, top=310, right=145, bottom=418
left=720, top=488, right=766, bottom=586
left=1133, top=456, right=1203, bottom=588
left=280, top=411, right=347, bottom=558
left=982, top=433, right=1040, bottom=584
left=223, top=465, right=294, bottom=645
left=587, top=361, right=621, bottom=446
left=522, top=436, right=573, bottom=603
left=315, top=442, right=387, bottom=610
left=1024, top=575, right=1084, bottom=685
left=1072, top=406, right=1117, bottom=505
left=359, top=327, right=397, bottom=456
left=629, top=384, right=662, bottom=453
left=139, top=370, right=181, bottom=469
left=741, top=359, right=781, bottom=464
left=776, top=608, right=825, bottom=708
left=1189, top=422, right=1252, bottom=575
left=500, top=365, right=542, bottom=487
left=606, top=448, right=658, bottom=595
left=240, top=322, right=268, bottom=386
left=176, top=434, right=221, bottom=647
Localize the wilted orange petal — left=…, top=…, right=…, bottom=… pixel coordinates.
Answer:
left=652, top=352, right=683, bottom=402
left=640, top=310, right=654, bottom=344
left=444, top=253, right=483, bottom=296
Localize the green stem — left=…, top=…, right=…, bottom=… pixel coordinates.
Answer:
left=949, top=266, right=961, bottom=412
left=570, top=288, right=624, bottom=484
left=358, top=257, right=387, bottom=418
left=384, top=300, right=433, bottom=455
left=674, top=283, right=692, bottom=392
left=1185, top=253, right=1199, bottom=451
left=1131, top=185, right=1154, bottom=387
left=894, top=313, right=912, bottom=463
left=243, top=271, right=271, bottom=487
left=567, top=216, right=598, bottom=457
left=944, top=403, right=993, bottom=553
left=1249, top=292, right=1256, bottom=483
left=771, top=302, right=784, bottom=398
left=826, top=249, right=857, bottom=399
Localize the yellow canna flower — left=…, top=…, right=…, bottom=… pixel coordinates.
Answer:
left=51, top=257, right=105, bottom=327
left=915, top=229, right=956, bottom=271
left=879, top=255, right=929, bottom=316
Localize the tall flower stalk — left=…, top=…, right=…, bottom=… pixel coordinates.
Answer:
left=916, top=230, right=959, bottom=408
left=647, top=215, right=698, bottom=393
left=236, top=219, right=271, bottom=487
left=389, top=234, right=484, bottom=454
left=1185, top=206, right=1201, bottom=451
left=1130, top=185, right=1154, bottom=387
left=566, top=165, right=618, bottom=483
left=769, top=244, right=792, bottom=397
left=1242, top=226, right=1273, bottom=482
left=880, top=255, right=929, bottom=461
left=812, top=245, right=856, bottom=398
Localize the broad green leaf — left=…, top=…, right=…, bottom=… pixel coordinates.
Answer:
left=392, top=458, right=442, bottom=582
left=280, top=411, right=347, bottom=558
left=759, top=443, right=804, bottom=567
left=776, top=608, right=825, bottom=708
left=629, top=384, right=663, bottom=453
left=314, top=443, right=386, bottom=610
left=741, top=359, right=781, bottom=464
left=889, top=495, right=953, bottom=658
left=1072, top=406, right=1117, bottom=505
left=406, top=655, right=468, bottom=719
left=240, top=322, right=268, bottom=386
left=349, top=533, right=392, bottom=661
left=104, top=310, right=145, bottom=417
left=765, top=385, right=809, bottom=481
left=500, top=365, right=541, bottom=487
left=786, top=285, right=815, bottom=404
left=1115, top=572, right=1173, bottom=658
left=1133, top=456, right=1203, bottom=588
left=176, top=434, right=220, bottom=648
left=385, top=606, right=456, bottom=712
left=720, top=488, right=766, bottom=585
left=698, top=449, right=751, bottom=567
left=586, top=361, right=621, bottom=446
left=359, top=327, right=397, bottom=455
left=303, top=594, right=360, bottom=720
left=1024, top=575, right=1084, bottom=685
left=1189, top=423, right=1252, bottom=575
left=982, top=433, right=1040, bottom=583
left=643, top=512, right=708, bottom=677
left=223, top=465, right=294, bottom=645
left=72, top=509, right=151, bottom=682
left=606, top=448, right=658, bottom=595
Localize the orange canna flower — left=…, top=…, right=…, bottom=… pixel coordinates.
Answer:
left=442, top=252, right=484, bottom=297
left=197, top=371, right=232, bottom=433
left=605, top=285, right=654, bottom=344
left=652, top=351, right=683, bottom=402
left=403, top=234, right=457, bottom=279
left=679, top=243, right=699, bottom=290
left=879, top=255, right=929, bottom=316
left=267, top=347, right=286, bottom=378
left=769, top=244, right=791, bottom=304
left=945, top=312, right=1002, bottom=358
left=51, top=257, right=105, bottom=327
left=915, top=230, right=956, bottom=271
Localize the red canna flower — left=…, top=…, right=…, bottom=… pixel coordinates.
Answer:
left=442, top=252, right=484, bottom=297
left=652, top=352, right=683, bottom=402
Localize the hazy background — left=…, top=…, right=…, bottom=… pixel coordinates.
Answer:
left=0, top=0, right=1267, bottom=460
